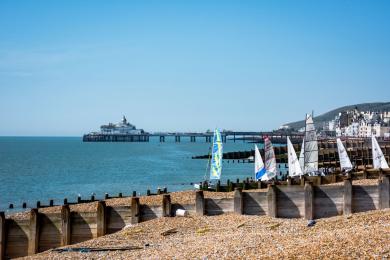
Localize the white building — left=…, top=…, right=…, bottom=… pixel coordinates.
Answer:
left=100, top=116, right=144, bottom=135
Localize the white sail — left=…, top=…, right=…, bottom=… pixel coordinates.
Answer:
left=299, top=139, right=305, bottom=172
left=254, top=145, right=266, bottom=180
left=304, top=114, right=318, bottom=174
left=262, top=137, right=277, bottom=181
left=372, top=136, right=389, bottom=169
left=336, top=138, right=353, bottom=172
left=287, top=137, right=303, bottom=177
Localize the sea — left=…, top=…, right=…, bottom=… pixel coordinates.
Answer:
left=0, top=136, right=264, bottom=213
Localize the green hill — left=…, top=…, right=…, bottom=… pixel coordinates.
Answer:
left=285, top=102, right=390, bottom=130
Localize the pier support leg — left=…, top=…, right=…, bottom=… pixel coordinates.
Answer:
left=162, top=194, right=172, bottom=217
left=28, top=209, right=39, bottom=255
left=131, top=197, right=140, bottom=224
left=343, top=178, right=353, bottom=216
left=304, top=182, right=314, bottom=220
left=0, top=212, right=5, bottom=260
left=97, top=201, right=106, bottom=237
left=195, top=191, right=205, bottom=216
left=379, top=175, right=390, bottom=209
left=234, top=188, right=243, bottom=215
left=61, top=205, right=71, bottom=246
left=267, top=184, right=277, bottom=218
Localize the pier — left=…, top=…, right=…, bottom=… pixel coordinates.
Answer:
left=83, top=131, right=303, bottom=143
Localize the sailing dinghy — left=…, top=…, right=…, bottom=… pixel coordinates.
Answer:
left=194, top=129, right=223, bottom=189
left=287, top=136, right=303, bottom=177
left=254, top=144, right=266, bottom=180
left=371, top=136, right=389, bottom=169
left=336, top=138, right=353, bottom=172
left=261, top=136, right=277, bottom=181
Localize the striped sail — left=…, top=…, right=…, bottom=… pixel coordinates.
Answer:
left=262, top=137, right=277, bottom=181
left=287, top=137, right=303, bottom=177
left=209, top=129, right=223, bottom=180
left=336, top=138, right=353, bottom=172
left=372, top=136, right=389, bottom=169
left=304, top=114, right=318, bottom=174
left=255, top=144, right=266, bottom=180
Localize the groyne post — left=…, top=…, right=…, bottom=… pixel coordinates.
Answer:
left=162, top=194, right=171, bottom=217
left=195, top=191, right=205, bottom=216
left=379, top=174, right=390, bottom=209
left=0, top=212, right=5, bottom=260
left=304, top=182, right=314, bottom=220
left=61, top=205, right=71, bottom=246
left=267, top=184, right=277, bottom=218
left=97, top=201, right=106, bottom=237
left=28, top=208, right=39, bottom=255
left=131, top=197, right=140, bottom=224
left=343, top=178, right=353, bottom=215
left=234, top=188, right=243, bottom=215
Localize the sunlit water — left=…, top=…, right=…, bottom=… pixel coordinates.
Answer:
left=0, top=137, right=267, bottom=212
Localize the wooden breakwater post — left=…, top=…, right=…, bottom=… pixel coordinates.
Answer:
left=28, top=209, right=39, bottom=255
left=267, top=184, right=277, bottom=218
left=379, top=174, right=390, bottom=209
left=234, top=188, right=243, bottom=215
left=131, top=197, right=140, bottom=224
left=0, top=212, right=5, bottom=260
left=343, top=178, right=353, bottom=215
left=61, top=205, right=71, bottom=246
left=162, top=194, right=171, bottom=217
left=304, top=182, right=314, bottom=220
left=195, top=190, right=205, bottom=216
left=97, top=201, right=106, bottom=237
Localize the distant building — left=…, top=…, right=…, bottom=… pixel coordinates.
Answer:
left=332, top=109, right=390, bottom=137
left=100, top=116, right=144, bottom=135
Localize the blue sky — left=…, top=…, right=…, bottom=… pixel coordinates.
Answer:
left=0, top=0, right=389, bottom=136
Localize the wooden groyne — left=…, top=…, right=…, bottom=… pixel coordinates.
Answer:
left=193, top=140, right=390, bottom=168
left=1, top=170, right=389, bottom=259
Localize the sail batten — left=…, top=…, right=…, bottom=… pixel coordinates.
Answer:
left=287, top=137, right=303, bottom=177
left=209, top=129, right=223, bottom=180
left=304, top=114, right=318, bottom=174
left=372, top=136, right=389, bottom=169
left=336, top=138, right=353, bottom=172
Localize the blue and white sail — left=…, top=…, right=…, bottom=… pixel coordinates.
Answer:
left=262, top=137, right=277, bottom=181
left=372, top=136, right=389, bottom=169
left=254, top=144, right=266, bottom=180
left=336, top=138, right=353, bottom=172
left=287, top=137, right=303, bottom=177
left=209, top=129, right=223, bottom=180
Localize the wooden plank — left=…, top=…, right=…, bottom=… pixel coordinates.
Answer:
left=243, top=192, right=268, bottom=215
left=107, top=206, right=132, bottom=234
left=195, top=191, right=205, bottom=216
left=276, top=186, right=304, bottom=218
left=70, top=212, right=95, bottom=244
left=205, top=198, right=234, bottom=216
left=352, top=185, right=379, bottom=212
left=97, top=201, right=106, bottom=237
left=28, top=209, right=39, bottom=255
left=0, top=212, right=5, bottom=260
left=313, top=186, right=343, bottom=218
left=38, top=213, right=61, bottom=252
left=234, top=188, right=243, bottom=214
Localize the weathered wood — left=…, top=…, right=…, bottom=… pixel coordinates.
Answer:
left=205, top=198, right=234, bottom=215
left=61, top=205, right=71, bottom=246
left=379, top=175, right=390, bottom=209
left=28, top=209, right=39, bottom=255
left=343, top=178, right=352, bottom=215
left=304, top=182, right=314, bottom=220
left=0, top=212, right=5, bottom=260
left=97, top=201, right=106, bottom=237
left=233, top=188, right=243, bottom=214
left=267, top=184, right=277, bottom=217
left=131, top=197, right=140, bottom=224
left=162, top=194, right=172, bottom=217
left=195, top=191, right=205, bottom=216
left=243, top=192, right=268, bottom=215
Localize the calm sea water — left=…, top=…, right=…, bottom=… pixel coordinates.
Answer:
left=0, top=137, right=259, bottom=212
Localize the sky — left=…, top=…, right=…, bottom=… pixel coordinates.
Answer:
left=0, top=0, right=390, bottom=136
